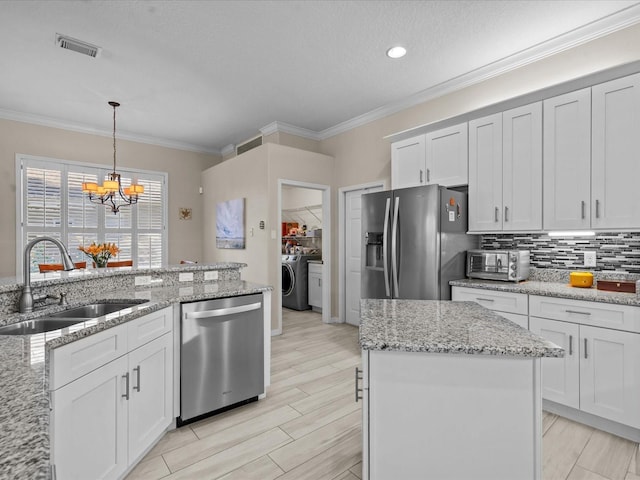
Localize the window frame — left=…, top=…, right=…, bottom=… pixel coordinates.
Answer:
left=15, top=153, right=168, bottom=275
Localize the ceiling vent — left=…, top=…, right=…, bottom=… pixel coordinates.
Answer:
left=236, top=135, right=263, bottom=156
left=56, top=34, right=101, bottom=58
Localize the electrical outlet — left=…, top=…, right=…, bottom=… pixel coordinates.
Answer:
left=204, top=271, right=218, bottom=281
left=134, top=275, right=151, bottom=286
left=179, top=272, right=194, bottom=282
left=584, top=251, right=597, bottom=267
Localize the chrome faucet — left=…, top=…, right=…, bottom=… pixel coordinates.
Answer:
left=20, top=236, right=75, bottom=313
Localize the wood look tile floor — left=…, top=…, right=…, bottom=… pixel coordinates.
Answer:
left=127, top=309, right=640, bottom=480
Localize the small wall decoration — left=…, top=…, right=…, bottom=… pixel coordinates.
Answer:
left=179, top=207, right=192, bottom=220
left=216, top=198, right=245, bottom=249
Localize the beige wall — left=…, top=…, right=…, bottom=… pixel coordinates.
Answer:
left=319, top=23, right=640, bottom=318
left=0, top=119, right=220, bottom=276
left=202, top=143, right=334, bottom=330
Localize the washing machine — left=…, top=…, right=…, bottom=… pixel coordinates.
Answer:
left=282, top=254, right=321, bottom=310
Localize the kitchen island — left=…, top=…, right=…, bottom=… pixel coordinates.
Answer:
left=0, top=264, right=271, bottom=480
left=359, top=299, right=563, bottom=480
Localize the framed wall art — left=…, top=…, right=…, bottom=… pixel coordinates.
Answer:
left=216, top=198, right=245, bottom=249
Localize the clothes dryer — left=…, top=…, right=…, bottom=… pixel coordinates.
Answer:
left=282, top=254, right=321, bottom=310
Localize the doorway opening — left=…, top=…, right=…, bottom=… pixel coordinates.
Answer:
left=277, top=179, right=331, bottom=335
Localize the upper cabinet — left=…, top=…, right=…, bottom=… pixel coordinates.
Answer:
left=592, top=73, right=640, bottom=229
left=391, top=122, right=468, bottom=190
left=391, top=135, right=426, bottom=189
left=468, top=102, right=542, bottom=232
left=543, top=88, right=592, bottom=230
left=394, top=70, right=640, bottom=233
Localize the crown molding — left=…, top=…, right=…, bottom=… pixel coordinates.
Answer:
left=221, top=144, right=236, bottom=156
left=317, top=4, right=640, bottom=140
left=0, top=107, right=221, bottom=155
left=260, top=121, right=322, bottom=141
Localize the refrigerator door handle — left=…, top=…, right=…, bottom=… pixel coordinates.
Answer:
left=391, top=197, right=400, bottom=297
left=383, top=197, right=391, bottom=297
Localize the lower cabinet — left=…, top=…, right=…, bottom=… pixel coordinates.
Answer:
left=51, top=307, right=174, bottom=479
left=452, top=286, right=529, bottom=329
left=529, top=296, right=640, bottom=430
left=308, top=263, right=322, bottom=311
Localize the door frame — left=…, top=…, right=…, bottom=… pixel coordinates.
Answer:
left=338, top=181, right=386, bottom=324
left=277, top=179, right=331, bottom=333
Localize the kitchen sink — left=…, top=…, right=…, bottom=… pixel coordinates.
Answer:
left=0, top=301, right=147, bottom=335
left=0, top=318, right=85, bottom=335
left=46, top=302, right=143, bottom=319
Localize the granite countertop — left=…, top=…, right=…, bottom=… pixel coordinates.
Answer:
left=450, top=278, right=640, bottom=306
left=0, top=278, right=270, bottom=480
left=360, top=299, right=563, bottom=357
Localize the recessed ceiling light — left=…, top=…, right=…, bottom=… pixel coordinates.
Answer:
left=386, top=46, right=407, bottom=59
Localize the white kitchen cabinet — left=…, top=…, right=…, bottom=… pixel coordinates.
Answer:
left=580, top=324, right=640, bottom=428
left=308, top=262, right=322, bottom=311
left=51, top=307, right=174, bottom=479
left=391, top=123, right=468, bottom=190
left=361, top=349, right=541, bottom=479
left=424, top=122, right=468, bottom=187
left=468, top=113, right=503, bottom=231
left=452, top=286, right=528, bottom=329
left=529, top=317, right=580, bottom=408
left=52, top=355, right=129, bottom=480
left=530, top=295, right=640, bottom=430
left=592, top=73, right=640, bottom=229
left=543, top=88, right=592, bottom=230
left=502, top=102, right=542, bottom=231
left=468, top=102, right=542, bottom=232
left=391, top=134, right=426, bottom=189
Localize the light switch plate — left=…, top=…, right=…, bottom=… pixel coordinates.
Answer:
left=204, top=271, right=218, bottom=281
left=179, top=272, right=194, bottom=282
left=584, top=251, right=597, bottom=267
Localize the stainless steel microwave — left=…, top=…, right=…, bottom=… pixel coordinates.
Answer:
left=466, top=249, right=530, bottom=282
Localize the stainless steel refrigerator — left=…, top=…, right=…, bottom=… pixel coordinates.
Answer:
left=361, top=184, right=477, bottom=300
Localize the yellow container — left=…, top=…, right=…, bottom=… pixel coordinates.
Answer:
left=570, top=271, right=594, bottom=288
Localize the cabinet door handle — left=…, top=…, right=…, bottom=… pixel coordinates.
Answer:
left=475, top=297, right=495, bottom=303
left=504, top=206, right=509, bottom=222
left=419, top=169, right=423, bottom=184
left=584, top=338, right=588, bottom=359
left=581, top=201, right=586, bottom=220
left=595, top=199, right=600, bottom=219
left=355, top=367, right=363, bottom=402
left=133, top=366, right=141, bottom=393
left=122, top=372, right=130, bottom=400
left=318, top=278, right=321, bottom=287
left=565, top=309, right=591, bottom=316
left=569, top=335, right=573, bottom=356
left=426, top=169, right=430, bottom=182
left=495, top=207, right=499, bottom=223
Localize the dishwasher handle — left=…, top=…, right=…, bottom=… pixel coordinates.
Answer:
left=183, top=302, right=262, bottom=320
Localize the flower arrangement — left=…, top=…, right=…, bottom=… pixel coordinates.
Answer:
left=78, top=242, right=120, bottom=268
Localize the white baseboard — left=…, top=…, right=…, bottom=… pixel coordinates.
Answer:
left=271, top=328, right=282, bottom=336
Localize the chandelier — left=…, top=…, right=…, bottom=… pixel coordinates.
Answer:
left=82, top=101, right=144, bottom=214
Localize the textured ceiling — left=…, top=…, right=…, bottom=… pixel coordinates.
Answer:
left=0, top=0, right=639, bottom=154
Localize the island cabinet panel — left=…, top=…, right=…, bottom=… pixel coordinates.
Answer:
left=50, top=307, right=174, bottom=479
left=363, top=349, right=541, bottom=480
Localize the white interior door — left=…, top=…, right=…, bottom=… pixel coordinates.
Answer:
left=345, top=185, right=383, bottom=326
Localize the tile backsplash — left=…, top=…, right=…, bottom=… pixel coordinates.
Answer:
left=480, top=232, right=640, bottom=274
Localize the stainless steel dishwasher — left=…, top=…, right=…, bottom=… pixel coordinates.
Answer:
left=179, top=293, right=264, bottom=425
